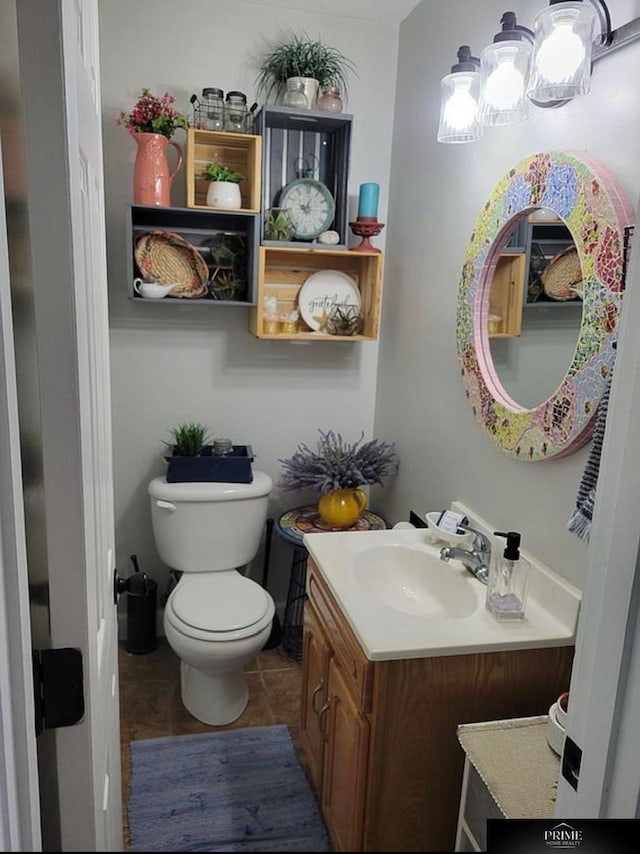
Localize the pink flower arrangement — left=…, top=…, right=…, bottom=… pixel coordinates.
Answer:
left=117, top=88, right=188, bottom=139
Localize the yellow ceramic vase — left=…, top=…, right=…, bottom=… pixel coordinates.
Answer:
left=317, top=488, right=367, bottom=529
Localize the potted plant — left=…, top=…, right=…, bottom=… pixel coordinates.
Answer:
left=263, top=207, right=295, bottom=241
left=279, top=429, right=398, bottom=528
left=117, top=88, right=188, bottom=206
left=255, top=31, right=356, bottom=109
left=163, top=421, right=254, bottom=483
left=202, top=162, right=244, bottom=209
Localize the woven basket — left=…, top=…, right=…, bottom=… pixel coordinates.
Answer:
left=541, top=246, right=582, bottom=301
left=134, top=231, right=208, bottom=298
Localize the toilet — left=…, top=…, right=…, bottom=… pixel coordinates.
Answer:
left=148, top=472, right=275, bottom=726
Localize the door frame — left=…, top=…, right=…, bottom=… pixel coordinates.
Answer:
left=0, top=131, right=42, bottom=851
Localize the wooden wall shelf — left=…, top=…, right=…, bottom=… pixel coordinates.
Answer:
left=255, top=106, right=352, bottom=249
left=127, top=204, right=260, bottom=305
left=248, top=246, right=382, bottom=341
left=185, top=128, right=261, bottom=212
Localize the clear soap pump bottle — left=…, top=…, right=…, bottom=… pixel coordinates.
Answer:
left=485, top=531, right=530, bottom=621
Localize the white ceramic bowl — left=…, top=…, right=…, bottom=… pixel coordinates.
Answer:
left=424, top=512, right=474, bottom=547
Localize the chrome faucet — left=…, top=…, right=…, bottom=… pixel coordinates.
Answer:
left=439, top=524, right=491, bottom=585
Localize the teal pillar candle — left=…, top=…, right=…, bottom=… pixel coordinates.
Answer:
left=357, top=182, right=379, bottom=219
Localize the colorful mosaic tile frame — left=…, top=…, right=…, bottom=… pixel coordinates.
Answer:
left=457, top=151, right=633, bottom=461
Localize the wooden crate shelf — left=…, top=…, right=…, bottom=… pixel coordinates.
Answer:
left=127, top=204, right=260, bottom=306
left=255, top=106, right=352, bottom=249
left=488, top=252, right=526, bottom=338
left=249, top=246, right=382, bottom=341
left=185, top=128, right=261, bottom=212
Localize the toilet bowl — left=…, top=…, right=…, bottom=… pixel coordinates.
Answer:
left=149, top=472, right=275, bottom=725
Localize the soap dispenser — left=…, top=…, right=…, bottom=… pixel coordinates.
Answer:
left=485, top=531, right=530, bottom=621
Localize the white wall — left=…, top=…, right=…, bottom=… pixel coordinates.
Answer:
left=98, top=0, right=399, bottom=608
left=375, top=0, right=640, bottom=589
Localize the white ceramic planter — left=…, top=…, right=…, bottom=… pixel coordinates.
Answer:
left=206, top=181, right=242, bottom=209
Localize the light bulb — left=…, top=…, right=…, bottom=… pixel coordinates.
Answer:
left=437, top=69, right=482, bottom=143
left=535, top=22, right=585, bottom=83
left=484, top=61, right=525, bottom=110
left=527, top=2, right=597, bottom=102
left=480, top=39, right=531, bottom=126
left=444, top=78, right=478, bottom=130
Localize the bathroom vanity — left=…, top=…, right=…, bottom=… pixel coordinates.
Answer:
left=299, top=525, right=578, bottom=851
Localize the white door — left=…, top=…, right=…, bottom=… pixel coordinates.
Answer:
left=555, top=208, right=640, bottom=816
left=15, top=0, right=122, bottom=849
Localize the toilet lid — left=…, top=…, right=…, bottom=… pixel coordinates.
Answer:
left=171, top=574, right=270, bottom=633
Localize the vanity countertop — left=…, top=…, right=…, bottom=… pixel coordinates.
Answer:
left=303, top=524, right=580, bottom=662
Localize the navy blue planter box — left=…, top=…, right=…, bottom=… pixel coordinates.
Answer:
left=165, top=445, right=254, bottom=483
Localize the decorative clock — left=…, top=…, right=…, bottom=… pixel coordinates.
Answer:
left=279, top=156, right=336, bottom=240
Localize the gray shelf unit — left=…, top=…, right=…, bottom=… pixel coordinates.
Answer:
left=255, top=105, right=352, bottom=249
left=503, top=216, right=581, bottom=309
left=126, top=204, right=260, bottom=306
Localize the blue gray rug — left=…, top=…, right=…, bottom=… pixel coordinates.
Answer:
left=127, top=724, right=329, bottom=852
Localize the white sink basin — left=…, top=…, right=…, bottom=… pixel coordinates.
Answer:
left=353, top=544, right=480, bottom=619
left=302, top=525, right=581, bottom=661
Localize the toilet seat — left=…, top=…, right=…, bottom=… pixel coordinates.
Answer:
left=166, top=573, right=274, bottom=642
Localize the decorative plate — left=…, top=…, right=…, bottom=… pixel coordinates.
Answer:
left=134, top=231, right=208, bottom=298
left=279, top=178, right=335, bottom=240
left=298, top=270, right=360, bottom=332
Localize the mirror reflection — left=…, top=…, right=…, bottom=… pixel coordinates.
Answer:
left=487, top=209, right=583, bottom=410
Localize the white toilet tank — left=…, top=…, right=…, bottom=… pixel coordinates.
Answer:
left=148, top=472, right=273, bottom=572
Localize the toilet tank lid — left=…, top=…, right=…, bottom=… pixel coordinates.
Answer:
left=149, top=471, right=272, bottom=501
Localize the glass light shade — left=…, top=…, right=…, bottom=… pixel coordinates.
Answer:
left=479, top=39, right=532, bottom=126
left=437, top=71, right=482, bottom=143
left=527, top=1, right=597, bottom=103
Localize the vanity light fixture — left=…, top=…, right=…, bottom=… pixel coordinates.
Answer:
left=437, top=45, right=482, bottom=143
left=438, top=1, right=640, bottom=142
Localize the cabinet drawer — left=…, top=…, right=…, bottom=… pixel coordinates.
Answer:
left=307, top=562, right=373, bottom=713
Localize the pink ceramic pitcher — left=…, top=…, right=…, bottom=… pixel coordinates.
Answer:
left=132, top=132, right=183, bottom=206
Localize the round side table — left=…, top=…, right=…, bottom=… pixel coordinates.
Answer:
left=275, top=504, right=388, bottom=661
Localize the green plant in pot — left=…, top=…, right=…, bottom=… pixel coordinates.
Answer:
left=202, top=161, right=244, bottom=209
left=255, top=30, right=356, bottom=109
left=163, top=421, right=254, bottom=484
left=165, top=421, right=211, bottom=457
left=263, top=207, right=294, bottom=241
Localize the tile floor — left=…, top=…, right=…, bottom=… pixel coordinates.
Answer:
left=118, top=638, right=303, bottom=848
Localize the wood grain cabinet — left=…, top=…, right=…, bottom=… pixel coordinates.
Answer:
left=300, top=558, right=574, bottom=852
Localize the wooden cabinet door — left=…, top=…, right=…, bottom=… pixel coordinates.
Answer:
left=300, top=602, right=331, bottom=795
left=322, top=657, right=370, bottom=852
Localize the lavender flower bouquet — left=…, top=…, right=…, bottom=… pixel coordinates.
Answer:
left=279, top=429, right=398, bottom=494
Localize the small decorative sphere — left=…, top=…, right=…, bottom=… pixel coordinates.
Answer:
left=318, top=230, right=340, bottom=245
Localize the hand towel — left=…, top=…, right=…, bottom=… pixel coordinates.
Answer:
left=567, top=369, right=614, bottom=543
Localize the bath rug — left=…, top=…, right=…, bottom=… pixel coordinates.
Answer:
left=127, top=724, right=329, bottom=852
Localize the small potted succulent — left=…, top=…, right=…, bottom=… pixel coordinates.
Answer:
left=163, top=421, right=254, bottom=483
left=263, top=207, right=295, bottom=241
left=279, top=429, right=398, bottom=528
left=202, top=162, right=244, bottom=209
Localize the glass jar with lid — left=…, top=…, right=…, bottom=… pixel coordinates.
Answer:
left=282, top=79, right=309, bottom=109
left=201, top=87, right=224, bottom=130
left=317, top=86, right=344, bottom=113
left=224, top=91, right=248, bottom=133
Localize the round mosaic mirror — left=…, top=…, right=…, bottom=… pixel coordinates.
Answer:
left=457, top=151, right=633, bottom=460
